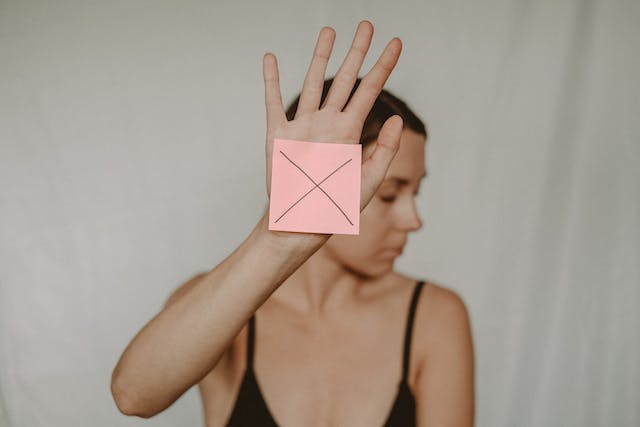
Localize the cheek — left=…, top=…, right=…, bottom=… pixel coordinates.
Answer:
left=349, top=207, right=390, bottom=253
left=326, top=226, right=396, bottom=278
left=329, top=233, right=375, bottom=260
left=361, top=198, right=394, bottom=232
left=326, top=201, right=392, bottom=262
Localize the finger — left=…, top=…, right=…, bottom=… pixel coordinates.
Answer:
left=360, top=115, right=403, bottom=210
left=344, top=37, right=402, bottom=121
left=321, top=20, right=373, bottom=111
left=263, top=52, right=287, bottom=131
left=295, top=27, right=336, bottom=118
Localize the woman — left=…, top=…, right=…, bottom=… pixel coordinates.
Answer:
left=111, top=21, right=475, bottom=426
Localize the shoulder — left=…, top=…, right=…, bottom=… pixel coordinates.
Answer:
left=405, top=276, right=475, bottom=424
left=398, top=275, right=473, bottom=377
left=392, top=272, right=470, bottom=320
left=422, top=283, right=475, bottom=424
left=420, top=281, right=470, bottom=327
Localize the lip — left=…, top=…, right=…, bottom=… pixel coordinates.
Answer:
left=381, top=247, right=403, bottom=257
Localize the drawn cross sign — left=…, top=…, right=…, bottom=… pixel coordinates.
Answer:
left=268, top=138, right=361, bottom=235
left=275, top=150, right=353, bottom=225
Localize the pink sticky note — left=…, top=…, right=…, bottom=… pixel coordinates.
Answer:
left=268, top=138, right=361, bottom=235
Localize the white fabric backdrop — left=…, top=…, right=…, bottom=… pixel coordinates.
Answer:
left=1, top=0, right=638, bottom=426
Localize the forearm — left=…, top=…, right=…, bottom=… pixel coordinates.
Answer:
left=111, top=213, right=328, bottom=417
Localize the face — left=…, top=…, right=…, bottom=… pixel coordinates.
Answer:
left=323, top=128, right=427, bottom=278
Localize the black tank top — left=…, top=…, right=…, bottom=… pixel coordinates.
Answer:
left=225, top=280, right=426, bottom=426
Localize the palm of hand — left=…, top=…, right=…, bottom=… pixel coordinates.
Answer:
left=265, top=108, right=362, bottom=194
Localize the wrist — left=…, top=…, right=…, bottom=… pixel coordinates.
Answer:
left=252, top=208, right=330, bottom=255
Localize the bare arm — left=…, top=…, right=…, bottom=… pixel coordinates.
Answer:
left=110, top=212, right=328, bottom=417
left=110, top=20, right=404, bottom=418
left=415, top=288, right=475, bottom=427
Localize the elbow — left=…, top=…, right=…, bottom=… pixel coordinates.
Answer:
left=111, top=374, right=157, bottom=418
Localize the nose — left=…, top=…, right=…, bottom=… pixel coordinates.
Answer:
left=398, top=197, right=423, bottom=232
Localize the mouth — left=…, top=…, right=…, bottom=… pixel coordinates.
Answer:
left=381, top=247, right=403, bottom=257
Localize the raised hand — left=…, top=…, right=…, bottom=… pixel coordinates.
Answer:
left=262, top=21, right=403, bottom=236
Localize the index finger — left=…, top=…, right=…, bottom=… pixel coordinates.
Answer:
left=343, top=37, right=402, bottom=121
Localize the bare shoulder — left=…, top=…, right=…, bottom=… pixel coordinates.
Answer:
left=406, top=276, right=475, bottom=425
left=419, top=281, right=471, bottom=326
left=391, top=272, right=470, bottom=315
left=394, top=274, right=473, bottom=376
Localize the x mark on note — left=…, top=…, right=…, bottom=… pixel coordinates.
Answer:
left=275, top=150, right=353, bottom=225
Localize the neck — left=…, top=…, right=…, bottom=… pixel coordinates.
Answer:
left=270, top=245, right=371, bottom=319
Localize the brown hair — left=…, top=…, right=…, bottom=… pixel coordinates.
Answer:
left=285, top=77, right=427, bottom=148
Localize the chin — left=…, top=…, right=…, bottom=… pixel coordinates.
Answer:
left=344, top=264, right=386, bottom=280
left=342, top=255, right=395, bottom=279
left=365, top=263, right=395, bottom=279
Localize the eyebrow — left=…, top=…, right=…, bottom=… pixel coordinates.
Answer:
left=385, top=171, right=428, bottom=185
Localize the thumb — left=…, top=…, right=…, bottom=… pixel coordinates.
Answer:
left=360, top=115, right=403, bottom=210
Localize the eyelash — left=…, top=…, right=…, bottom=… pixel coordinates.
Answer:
left=381, top=190, right=420, bottom=203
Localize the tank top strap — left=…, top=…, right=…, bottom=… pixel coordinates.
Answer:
left=401, top=280, right=426, bottom=381
left=246, top=314, right=256, bottom=371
